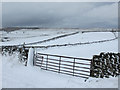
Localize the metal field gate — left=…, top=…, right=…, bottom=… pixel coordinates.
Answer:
left=2, top=45, right=119, bottom=78
left=33, top=52, right=91, bottom=79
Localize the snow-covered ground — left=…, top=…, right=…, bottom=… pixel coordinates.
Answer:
left=2, top=54, right=118, bottom=88
left=1, top=29, right=119, bottom=88
left=0, top=29, right=79, bottom=46
left=39, top=32, right=115, bottom=45
left=37, top=32, right=118, bottom=59
left=38, top=38, right=118, bottom=59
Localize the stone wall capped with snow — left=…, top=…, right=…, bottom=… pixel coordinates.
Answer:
left=90, top=52, right=120, bottom=78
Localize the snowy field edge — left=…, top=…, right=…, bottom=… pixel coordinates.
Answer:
left=1, top=29, right=119, bottom=88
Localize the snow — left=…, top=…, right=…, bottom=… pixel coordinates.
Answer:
left=39, top=32, right=115, bottom=46
left=1, top=29, right=119, bottom=88
left=38, top=38, right=118, bottom=59
left=2, top=54, right=118, bottom=88
left=0, top=29, right=79, bottom=46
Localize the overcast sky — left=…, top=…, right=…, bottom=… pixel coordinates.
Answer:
left=2, top=2, right=118, bottom=28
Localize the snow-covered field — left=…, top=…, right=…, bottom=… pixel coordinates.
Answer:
left=0, top=29, right=79, bottom=46
left=1, top=29, right=119, bottom=88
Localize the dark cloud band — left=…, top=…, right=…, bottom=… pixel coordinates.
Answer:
left=2, top=2, right=118, bottom=28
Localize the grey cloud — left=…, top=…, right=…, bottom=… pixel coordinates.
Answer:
left=2, top=2, right=118, bottom=28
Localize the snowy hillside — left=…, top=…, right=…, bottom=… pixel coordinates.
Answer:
left=1, top=29, right=119, bottom=88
